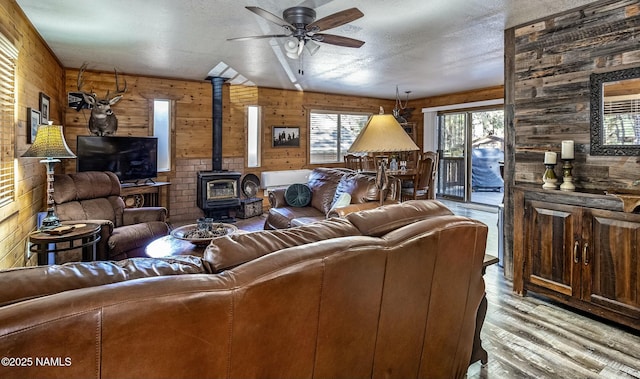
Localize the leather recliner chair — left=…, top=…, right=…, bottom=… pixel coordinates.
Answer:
left=52, top=171, right=169, bottom=261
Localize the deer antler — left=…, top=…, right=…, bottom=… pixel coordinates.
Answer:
left=106, top=69, right=127, bottom=99
left=77, top=62, right=91, bottom=94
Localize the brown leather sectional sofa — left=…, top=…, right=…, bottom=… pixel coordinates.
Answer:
left=0, top=200, right=487, bottom=379
left=265, top=167, right=402, bottom=229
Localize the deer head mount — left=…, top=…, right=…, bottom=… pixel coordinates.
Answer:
left=77, top=63, right=127, bottom=136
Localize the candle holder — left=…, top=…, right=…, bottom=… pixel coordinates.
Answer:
left=542, top=164, right=558, bottom=190
left=560, top=159, right=575, bottom=192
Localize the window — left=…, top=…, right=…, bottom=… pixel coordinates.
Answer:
left=309, top=110, right=370, bottom=164
left=0, top=33, right=17, bottom=208
left=247, top=105, right=261, bottom=168
left=153, top=99, right=171, bottom=172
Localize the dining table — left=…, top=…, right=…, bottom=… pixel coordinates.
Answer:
left=388, top=168, right=418, bottom=185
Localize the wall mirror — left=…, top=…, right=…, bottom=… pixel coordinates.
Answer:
left=590, top=66, right=640, bottom=155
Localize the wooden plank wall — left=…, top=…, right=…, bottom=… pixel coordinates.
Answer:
left=511, top=0, right=640, bottom=190
left=503, top=0, right=640, bottom=280
left=257, top=87, right=396, bottom=172
left=63, top=69, right=215, bottom=173
left=0, top=0, right=64, bottom=269
left=62, top=72, right=398, bottom=176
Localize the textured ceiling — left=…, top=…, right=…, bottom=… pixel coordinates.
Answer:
left=17, top=0, right=599, bottom=100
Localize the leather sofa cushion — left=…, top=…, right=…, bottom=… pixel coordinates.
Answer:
left=267, top=206, right=325, bottom=229
left=204, top=217, right=361, bottom=272
left=346, top=200, right=454, bottom=237
left=53, top=171, right=121, bottom=204
left=290, top=216, right=325, bottom=227
left=0, top=256, right=207, bottom=307
left=307, top=168, right=346, bottom=214
left=55, top=197, right=122, bottom=225
left=334, top=172, right=379, bottom=204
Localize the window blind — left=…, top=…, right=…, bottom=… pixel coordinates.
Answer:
left=309, top=111, right=369, bottom=164
left=0, top=33, right=17, bottom=208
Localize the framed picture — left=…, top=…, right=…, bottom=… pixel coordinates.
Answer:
left=39, top=92, right=50, bottom=123
left=27, top=107, right=41, bottom=144
left=272, top=126, right=300, bottom=148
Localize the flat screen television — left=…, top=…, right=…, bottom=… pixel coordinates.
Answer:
left=76, top=136, right=158, bottom=183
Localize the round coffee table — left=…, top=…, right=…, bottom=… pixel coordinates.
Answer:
left=145, top=235, right=207, bottom=258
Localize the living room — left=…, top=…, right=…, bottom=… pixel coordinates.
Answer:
left=1, top=0, right=640, bottom=377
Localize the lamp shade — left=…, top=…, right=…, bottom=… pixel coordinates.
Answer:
left=348, top=111, right=419, bottom=153
left=22, top=124, right=76, bottom=159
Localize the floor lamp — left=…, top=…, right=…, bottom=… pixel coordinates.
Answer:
left=348, top=107, right=419, bottom=205
left=21, top=123, right=76, bottom=230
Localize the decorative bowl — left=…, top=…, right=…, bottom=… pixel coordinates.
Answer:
left=170, top=223, right=238, bottom=246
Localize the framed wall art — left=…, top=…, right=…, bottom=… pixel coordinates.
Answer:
left=27, top=107, right=40, bottom=144
left=272, top=126, right=300, bottom=148
left=39, top=92, right=50, bottom=123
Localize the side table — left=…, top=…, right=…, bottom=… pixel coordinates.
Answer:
left=29, top=223, right=101, bottom=265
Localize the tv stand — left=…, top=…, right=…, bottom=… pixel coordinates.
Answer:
left=120, top=181, right=170, bottom=213
left=122, top=178, right=157, bottom=186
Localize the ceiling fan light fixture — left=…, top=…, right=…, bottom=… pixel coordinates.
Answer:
left=284, top=38, right=300, bottom=59
left=305, top=39, right=320, bottom=56
left=230, top=6, right=365, bottom=57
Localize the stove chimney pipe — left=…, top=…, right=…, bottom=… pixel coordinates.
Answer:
left=206, top=76, right=227, bottom=172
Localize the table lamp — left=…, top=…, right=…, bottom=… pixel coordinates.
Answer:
left=348, top=107, right=419, bottom=204
left=21, top=123, right=76, bottom=229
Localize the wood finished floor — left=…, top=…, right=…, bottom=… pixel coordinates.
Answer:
left=234, top=205, right=640, bottom=379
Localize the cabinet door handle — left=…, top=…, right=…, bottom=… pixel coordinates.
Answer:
left=573, top=241, right=580, bottom=263
left=583, top=243, right=589, bottom=266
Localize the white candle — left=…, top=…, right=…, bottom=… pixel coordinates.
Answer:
left=561, top=140, right=574, bottom=160
left=544, top=152, right=557, bottom=164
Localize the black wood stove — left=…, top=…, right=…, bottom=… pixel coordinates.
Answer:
left=196, top=76, right=241, bottom=221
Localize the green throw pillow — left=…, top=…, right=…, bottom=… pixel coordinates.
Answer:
left=285, top=183, right=312, bottom=207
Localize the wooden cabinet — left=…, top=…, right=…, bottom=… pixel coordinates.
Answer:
left=583, top=209, right=640, bottom=320
left=514, top=186, right=640, bottom=330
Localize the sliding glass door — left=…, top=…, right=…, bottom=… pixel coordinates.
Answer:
left=437, top=109, right=504, bottom=205
left=437, top=113, right=467, bottom=201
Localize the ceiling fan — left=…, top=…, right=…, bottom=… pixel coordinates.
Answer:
left=228, top=6, right=365, bottom=58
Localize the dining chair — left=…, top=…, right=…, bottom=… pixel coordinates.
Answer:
left=361, top=155, right=377, bottom=171
left=344, top=154, right=362, bottom=171
left=401, top=151, right=439, bottom=201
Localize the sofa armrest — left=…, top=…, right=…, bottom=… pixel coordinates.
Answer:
left=328, top=200, right=400, bottom=218
left=268, top=189, right=288, bottom=208
left=123, top=207, right=167, bottom=225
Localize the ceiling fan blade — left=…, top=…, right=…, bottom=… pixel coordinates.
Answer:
left=227, top=34, right=291, bottom=42
left=306, top=8, right=363, bottom=32
left=314, top=33, right=365, bottom=48
left=245, top=6, right=295, bottom=30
